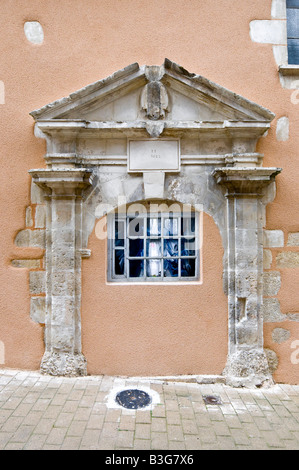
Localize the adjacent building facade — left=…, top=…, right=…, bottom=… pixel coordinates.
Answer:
left=1, top=0, right=299, bottom=386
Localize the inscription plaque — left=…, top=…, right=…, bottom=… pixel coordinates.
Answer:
left=128, top=139, right=180, bottom=172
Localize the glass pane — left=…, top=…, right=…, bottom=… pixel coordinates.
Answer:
left=129, top=239, right=144, bottom=257
left=129, top=260, right=144, bottom=278
left=146, top=239, right=162, bottom=257
left=181, top=238, right=196, bottom=256
left=128, top=217, right=144, bottom=237
left=181, top=216, right=195, bottom=236
left=115, top=220, right=125, bottom=247
left=147, top=217, right=161, bottom=236
left=146, top=259, right=162, bottom=277
left=115, top=249, right=125, bottom=275
left=164, top=259, right=178, bottom=277
left=288, top=40, right=299, bottom=64
left=181, top=259, right=196, bottom=277
left=163, top=217, right=178, bottom=236
left=164, top=239, right=179, bottom=257
left=287, top=1, right=299, bottom=8
left=287, top=8, right=299, bottom=38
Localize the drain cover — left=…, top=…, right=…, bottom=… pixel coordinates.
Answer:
left=203, top=395, right=222, bottom=405
left=115, top=389, right=152, bottom=409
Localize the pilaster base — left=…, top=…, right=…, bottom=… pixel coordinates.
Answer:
left=223, top=349, right=274, bottom=388
left=40, top=351, right=87, bottom=377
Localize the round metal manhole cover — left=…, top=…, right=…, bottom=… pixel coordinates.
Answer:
left=115, top=389, right=152, bottom=409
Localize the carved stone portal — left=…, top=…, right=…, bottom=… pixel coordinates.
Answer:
left=28, top=59, right=281, bottom=386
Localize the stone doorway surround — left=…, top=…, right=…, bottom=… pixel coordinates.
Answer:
left=27, top=59, right=281, bottom=387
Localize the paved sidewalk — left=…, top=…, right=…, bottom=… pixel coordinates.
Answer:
left=0, top=369, right=299, bottom=450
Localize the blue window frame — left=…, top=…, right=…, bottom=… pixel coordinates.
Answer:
left=287, top=0, right=299, bottom=64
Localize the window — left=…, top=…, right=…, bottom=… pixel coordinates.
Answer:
left=287, top=0, right=299, bottom=64
left=108, top=207, right=200, bottom=282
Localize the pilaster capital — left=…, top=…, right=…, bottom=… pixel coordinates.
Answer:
left=29, top=168, right=94, bottom=196
left=212, top=167, right=282, bottom=198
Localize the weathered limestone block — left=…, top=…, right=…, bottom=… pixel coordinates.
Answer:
left=263, top=271, right=281, bottom=296
left=236, top=319, right=259, bottom=346
left=263, top=249, right=273, bottom=269
left=29, top=271, right=46, bottom=295
left=52, top=271, right=76, bottom=297
left=224, top=349, right=273, bottom=388
left=30, top=296, right=45, bottom=324
left=276, top=117, right=289, bottom=142
left=264, top=348, right=279, bottom=374
left=40, top=351, right=87, bottom=377
left=51, top=297, right=75, bottom=326
left=264, top=230, right=284, bottom=248
left=263, top=298, right=285, bottom=322
left=287, top=313, right=299, bottom=322
left=276, top=252, right=299, bottom=268
left=31, top=180, right=45, bottom=204
left=24, top=21, right=44, bottom=45
left=272, top=327, right=291, bottom=344
left=15, top=229, right=45, bottom=248
left=11, top=259, right=40, bottom=269
left=271, top=0, right=286, bottom=19
left=51, top=325, right=75, bottom=352
left=25, top=207, right=33, bottom=227
left=143, top=172, right=165, bottom=199
left=35, top=205, right=46, bottom=229
left=250, top=20, right=286, bottom=45
left=287, top=233, right=299, bottom=246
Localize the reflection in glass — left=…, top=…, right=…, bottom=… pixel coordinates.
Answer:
left=164, top=217, right=178, bottom=236
left=115, top=220, right=125, bottom=247
left=115, top=249, right=125, bottom=275
left=129, top=239, right=144, bottom=257
left=147, top=239, right=161, bottom=277
left=147, top=218, right=161, bottom=236
left=181, top=259, right=195, bottom=277
left=146, top=239, right=161, bottom=257
left=128, top=217, right=144, bottom=237
left=164, top=239, right=179, bottom=257
left=181, top=216, right=195, bottom=236
left=146, top=259, right=161, bottom=277
left=164, top=259, right=178, bottom=277
left=129, top=260, right=144, bottom=278
left=181, top=238, right=196, bottom=256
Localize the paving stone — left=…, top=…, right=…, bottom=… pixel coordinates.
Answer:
left=151, top=417, right=167, bottom=432
left=0, top=369, right=299, bottom=450
left=115, top=430, right=134, bottom=448
left=135, top=423, right=151, bottom=440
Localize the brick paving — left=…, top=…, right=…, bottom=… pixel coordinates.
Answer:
left=0, top=369, right=299, bottom=450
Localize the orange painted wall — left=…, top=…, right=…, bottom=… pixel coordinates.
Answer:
left=0, top=0, right=298, bottom=382
left=81, top=212, right=227, bottom=376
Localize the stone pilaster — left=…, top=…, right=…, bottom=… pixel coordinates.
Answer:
left=213, top=167, right=281, bottom=387
left=29, top=169, right=94, bottom=376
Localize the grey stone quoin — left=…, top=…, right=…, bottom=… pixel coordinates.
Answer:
left=29, top=59, right=281, bottom=386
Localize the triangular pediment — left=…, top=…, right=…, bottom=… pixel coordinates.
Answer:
left=30, top=59, right=275, bottom=124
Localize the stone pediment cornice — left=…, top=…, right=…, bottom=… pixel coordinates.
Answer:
left=30, top=59, right=275, bottom=126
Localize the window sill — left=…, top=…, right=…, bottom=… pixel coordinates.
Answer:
left=278, top=65, right=299, bottom=88
left=106, top=280, right=203, bottom=286
left=279, top=64, right=299, bottom=76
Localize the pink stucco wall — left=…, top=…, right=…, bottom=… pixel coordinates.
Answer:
left=0, top=0, right=299, bottom=382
